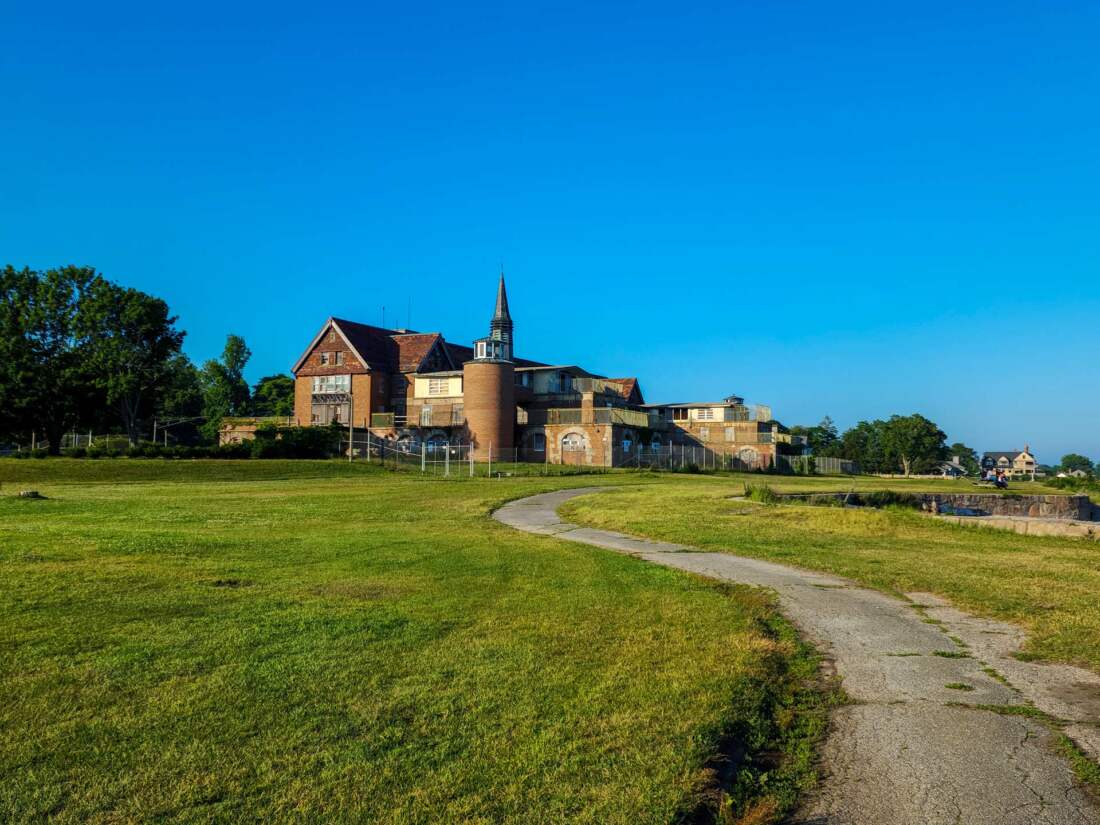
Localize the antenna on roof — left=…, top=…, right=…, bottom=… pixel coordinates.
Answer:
left=381, top=305, right=385, bottom=329
left=407, top=296, right=411, bottom=332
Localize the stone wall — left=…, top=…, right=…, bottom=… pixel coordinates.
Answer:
left=925, top=493, right=1095, bottom=521
left=779, top=491, right=1096, bottom=522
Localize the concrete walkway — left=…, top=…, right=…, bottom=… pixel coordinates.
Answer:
left=494, top=489, right=1100, bottom=825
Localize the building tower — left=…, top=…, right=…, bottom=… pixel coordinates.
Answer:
left=464, top=276, right=516, bottom=460
left=489, top=272, right=513, bottom=361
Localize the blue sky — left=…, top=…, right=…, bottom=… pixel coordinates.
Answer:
left=2, top=1, right=1098, bottom=460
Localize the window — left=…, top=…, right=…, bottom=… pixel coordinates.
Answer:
left=699, top=427, right=709, bottom=441
left=328, top=330, right=336, bottom=343
left=696, top=408, right=715, bottom=421
left=673, top=408, right=688, bottom=421
left=312, top=374, right=350, bottom=394
left=320, top=352, right=331, bottom=366
left=725, top=427, right=736, bottom=442
left=428, top=378, right=449, bottom=396
left=335, top=351, right=345, bottom=366
left=477, top=342, right=487, bottom=358
left=420, top=406, right=433, bottom=426
left=562, top=432, right=586, bottom=451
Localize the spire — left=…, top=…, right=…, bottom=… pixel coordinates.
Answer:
left=485, top=270, right=514, bottom=361
left=493, top=270, right=511, bottom=323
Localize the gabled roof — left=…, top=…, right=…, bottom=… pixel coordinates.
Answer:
left=982, top=450, right=1026, bottom=462
left=295, top=316, right=549, bottom=375
left=392, top=333, right=453, bottom=373
left=605, top=378, right=644, bottom=404
left=291, top=317, right=396, bottom=374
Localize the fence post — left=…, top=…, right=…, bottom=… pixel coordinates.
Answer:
left=488, top=442, right=492, bottom=479
left=421, top=441, right=426, bottom=472
left=347, top=396, right=354, bottom=462
left=444, top=445, right=450, bottom=477
left=469, top=446, right=473, bottom=477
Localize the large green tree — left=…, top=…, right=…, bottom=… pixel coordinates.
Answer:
left=79, top=279, right=185, bottom=445
left=252, top=374, right=295, bottom=418
left=201, top=335, right=252, bottom=442
left=881, top=414, right=947, bottom=476
left=828, top=419, right=887, bottom=473
left=0, top=265, right=101, bottom=453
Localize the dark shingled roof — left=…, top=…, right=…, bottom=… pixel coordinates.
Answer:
left=330, top=318, right=398, bottom=371
left=295, top=317, right=551, bottom=375
left=392, top=333, right=449, bottom=373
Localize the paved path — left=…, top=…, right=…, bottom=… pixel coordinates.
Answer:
left=494, top=489, right=1100, bottom=825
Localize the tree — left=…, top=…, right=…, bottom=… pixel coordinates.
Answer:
left=252, top=374, right=295, bottom=418
left=157, top=354, right=205, bottom=420
left=79, top=279, right=185, bottom=445
left=790, top=416, right=839, bottom=454
left=0, top=265, right=101, bottom=453
left=948, top=442, right=980, bottom=476
left=830, top=419, right=887, bottom=472
left=200, top=335, right=252, bottom=442
left=1060, top=454, right=1094, bottom=475
left=881, top=414, right=947, bottom=476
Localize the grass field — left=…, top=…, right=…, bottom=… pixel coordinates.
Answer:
left=563, top=477, right=1100, bottom=672
left=0, top=461, right=829, bottom=824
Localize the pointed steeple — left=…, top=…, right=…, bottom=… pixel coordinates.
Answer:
left=493, top=270, right=511, bottom=323
left=480, top=270, right=514, bottom=361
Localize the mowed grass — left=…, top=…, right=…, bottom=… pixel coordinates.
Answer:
left=562, top=477, right=1100, bottom=672
left=0, top=461, right=827, bottom=824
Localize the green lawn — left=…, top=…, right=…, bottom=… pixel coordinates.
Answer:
left=0, top=461, right=827, bottom=824
left=562, top=477, right=1100, bottom=672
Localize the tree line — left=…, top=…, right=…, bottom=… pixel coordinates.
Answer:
left=790, top=414, right=978, bottom=476
left=0, top=265, right=294, bottom=453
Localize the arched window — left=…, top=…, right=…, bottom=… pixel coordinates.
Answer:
left=649, top=434, right=663, bottom=450
left=561, top=432, right=587, bottom=452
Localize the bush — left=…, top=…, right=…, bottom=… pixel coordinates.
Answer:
left=745, top=483, right=781, bottom=504
left=250, top=425, right=340, bottom=459
left=62, top=447, right=87, bottom=458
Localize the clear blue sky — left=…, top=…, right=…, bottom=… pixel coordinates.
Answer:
left=3, top=1, right=1098, bottom=461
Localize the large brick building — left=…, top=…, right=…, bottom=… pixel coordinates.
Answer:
left=291, top=276, right=800, bottom=466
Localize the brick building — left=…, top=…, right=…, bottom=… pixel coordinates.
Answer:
left=291, top=276, right=800, bottom=467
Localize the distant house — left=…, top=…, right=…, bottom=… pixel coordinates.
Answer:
left=980, top=446, right=1038, bottom=479
left=936, top=456, right=969, bottom=478
left=1057, top=469, right=1089, bottom=479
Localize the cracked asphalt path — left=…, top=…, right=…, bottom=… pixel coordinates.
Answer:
left=494, top=488, right=1100, bottom=825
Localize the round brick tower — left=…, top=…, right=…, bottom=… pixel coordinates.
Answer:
left=464, top=275, right=516, bottom=461
left=463, top=360, right=515, bottom=460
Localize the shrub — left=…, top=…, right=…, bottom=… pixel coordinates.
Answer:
left=745, top=483, right=781, bottom=504
left=62, top=447, right=87, bottom=458
left=249, top=425, right=340, bottom=459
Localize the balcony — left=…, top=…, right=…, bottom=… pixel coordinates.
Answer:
left=541, top=407, right=659, bottom=429
left=413, top=404, right=466, bottom=427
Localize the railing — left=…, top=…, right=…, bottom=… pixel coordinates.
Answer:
left=540, top=407, right=660, bottom=428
